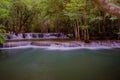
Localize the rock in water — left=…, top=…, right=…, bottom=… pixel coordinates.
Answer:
left=0, top=44, right=3, bottom=48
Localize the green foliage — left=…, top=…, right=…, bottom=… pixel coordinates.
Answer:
left=0, top=0, right=119, bottom=41
left=110, top=16, right=118, bottom=21
left=0, top=0, right=12, bottom=18
left=64, top=0, right=85, bottom=20
left=0, top=24, right=6, bottom=44
left=80, top=25, right=90, bottom=30
left=0, top=0, right=10, bottom=44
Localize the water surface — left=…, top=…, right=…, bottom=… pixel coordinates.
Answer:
left=0, top=48, right=120, bottom=80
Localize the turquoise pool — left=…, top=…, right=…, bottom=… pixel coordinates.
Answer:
left=0, top=48, right=120, bottom=80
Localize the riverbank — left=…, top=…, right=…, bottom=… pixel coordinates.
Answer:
left=0, top=40, right=120, bottom=50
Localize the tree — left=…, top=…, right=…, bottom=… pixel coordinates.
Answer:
left=0, top=0, right=12, bottom=44
left=64, top=0, right=86, bottom=40
left=39, top=0, right=65, bottom=33
left=5, top=0, right=42, bottom=33
left=0, top=0, right=120, bottom=43
left=0, top=25, right=6, bottom=44
left=91, top=0, right=120, bottom=18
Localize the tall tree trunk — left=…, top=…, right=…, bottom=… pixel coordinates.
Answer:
left=84, top=30, right=87, bottom=41
left=81, top=30, right=84, bottom=40
left=101, top=12, right=106, bottom=39
left=98, top=20, right=101, bottom=33
left=74, top=22, right=78, bottom=40
left=86, top=29, right=89, bottom=41
left=76, top=19, right=80, bottom=40
left=118, top=19, right=120, bottom=40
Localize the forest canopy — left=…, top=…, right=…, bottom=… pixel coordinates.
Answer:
left=0, top=0, right=120, bottom=42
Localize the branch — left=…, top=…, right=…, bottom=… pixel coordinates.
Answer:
left=91, top=0, right=120, bottom=18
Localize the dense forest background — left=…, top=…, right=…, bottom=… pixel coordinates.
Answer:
left=0, top=0, right=120, bottom=43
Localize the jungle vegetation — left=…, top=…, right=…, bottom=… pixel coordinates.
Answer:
left=0, top=0, right=120, bottom=43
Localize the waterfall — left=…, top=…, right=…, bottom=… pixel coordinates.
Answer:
left=0, top=41, right=120, bottom=50
left=6, top=33, right=70, bottom=40
left=1, top=33, right=120, bottom=49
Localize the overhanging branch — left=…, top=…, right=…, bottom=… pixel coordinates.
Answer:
left=91, top=0, right=120, bottom=18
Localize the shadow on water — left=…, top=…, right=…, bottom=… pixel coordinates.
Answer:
left=0, top=50, right=8, bottom=60
left=0, top=48, right=120, bottom=80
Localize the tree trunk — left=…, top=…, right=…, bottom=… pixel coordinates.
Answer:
left=86, top=29, right=89, bottom=41
left=74, top=22, right=78, bottom=40
left=76, top=19, right=80, bottom=40
left=98, top=20, right=101, bottom=33
left=118, top=19, right=120, bottom=40
left=84, top=30, right=87, bottom=41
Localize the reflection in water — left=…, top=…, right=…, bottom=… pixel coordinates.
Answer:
left=0, top=50, right=8, bottom=59
left=0, top=48, right=120, bottom=80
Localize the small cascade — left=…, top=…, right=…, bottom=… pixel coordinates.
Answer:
left=7, top=33, right=17, bottom=40
left=6, top=33, right=70, bottom=40
left=75, top=41, right=120, bottom=48
left=17, top=33, right=24, bottom=39
left=3, top=42, right=31, bottom=48
left=0, top=40, right=120, bottom=50
left=24, top=33, right=33, bottom=39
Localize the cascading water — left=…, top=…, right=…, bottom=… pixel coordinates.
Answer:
left=1, top=40, right=120, bottom=50
left=6, top=33, right=70, bottom=40
left=0, top=33, right=119, bottom=49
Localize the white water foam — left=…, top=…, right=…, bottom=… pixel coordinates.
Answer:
left=0, top=45, right=120, bottom=51
left=1, top=41, right=120, bottom=50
